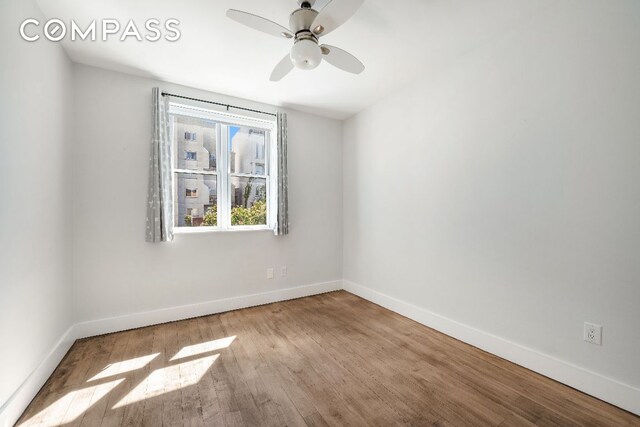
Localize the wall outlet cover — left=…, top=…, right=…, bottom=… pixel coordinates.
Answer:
left=584, top=322, right=602, bottom=345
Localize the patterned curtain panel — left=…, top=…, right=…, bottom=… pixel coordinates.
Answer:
left=145, top=88, right=174, bottom=242
left=275, top=112, right=289, bottom=235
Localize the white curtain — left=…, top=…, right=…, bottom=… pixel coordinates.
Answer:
left=275, top=112, right=289, bottom=235
left=145, top=88, right=174, bottom=242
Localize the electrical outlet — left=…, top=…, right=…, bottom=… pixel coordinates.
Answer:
left=281, top=266, right=287, bottom=277
left=267, top=268, right=274, bottom=279
left=584, top=322, right=602, bottom=345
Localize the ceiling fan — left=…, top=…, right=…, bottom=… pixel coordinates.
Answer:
left=226, top=0, right=365, bottom=81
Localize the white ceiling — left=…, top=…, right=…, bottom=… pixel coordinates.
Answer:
left=35, top=0, right=555, bottom=119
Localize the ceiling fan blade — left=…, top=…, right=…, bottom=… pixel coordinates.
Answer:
left=227, top=9, right=293, bottom=39
left=311, top=0, right=364, bottom=37
left=270, top=54, right=294, bottom=81
left=320, top=44, right=365, bottom=74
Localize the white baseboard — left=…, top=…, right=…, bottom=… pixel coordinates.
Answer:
left=343, top=279, right=640, bottom=416
left=72, top=280, right=343, bottom=339
left=0, top=326, right=75, bottom=427
left=0, top=280, right=342, bottom=427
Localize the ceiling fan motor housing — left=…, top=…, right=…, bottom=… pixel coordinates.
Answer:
left=289, top=7, right=319, bottom=34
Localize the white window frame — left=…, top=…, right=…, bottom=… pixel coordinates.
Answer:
left=169, top=103, right=277, bottom=233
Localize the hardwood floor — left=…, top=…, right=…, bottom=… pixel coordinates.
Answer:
left=17, top=291, right=639, bottom=426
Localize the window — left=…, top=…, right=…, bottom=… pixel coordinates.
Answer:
left=169, top=103, right=276, bottom=232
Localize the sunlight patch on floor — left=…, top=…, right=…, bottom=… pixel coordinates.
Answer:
left=112, top=354, right=219, bottom=408
left=19, top=336, right=236, bottom=424
left=19, top=379, right=124, bottom=427
left=170, top=336, right=236, bottom=361
left=88, top=353, right=160, bottom=381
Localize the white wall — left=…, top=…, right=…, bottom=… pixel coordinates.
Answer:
left=343, top=0, right=640, bottom=391
left=72, top=65, right=343, bottom=323
left=0, top=0, right=73, bottom=412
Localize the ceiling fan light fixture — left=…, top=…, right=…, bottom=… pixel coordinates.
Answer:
left=290, top=39, right=322, bottom=70
left=226, top=0, right=365, bottom=80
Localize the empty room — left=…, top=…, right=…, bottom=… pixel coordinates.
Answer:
left=1, top=0, right=639, bottom=425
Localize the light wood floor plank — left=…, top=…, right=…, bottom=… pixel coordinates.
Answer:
left=161, top=321, right=184, bottom=427
left=140, top=324, right=166, bottom=427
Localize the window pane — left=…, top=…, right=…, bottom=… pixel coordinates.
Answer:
left=175, top=174, right=217, bottom=227
left=230, top=177, right=267, bottom=226
left=174, top=115, right=217, bottom=172
left=229, top=126, right=267, bottom=175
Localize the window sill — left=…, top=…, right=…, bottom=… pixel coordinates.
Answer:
left=174, top=226, right=274, bottom=234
